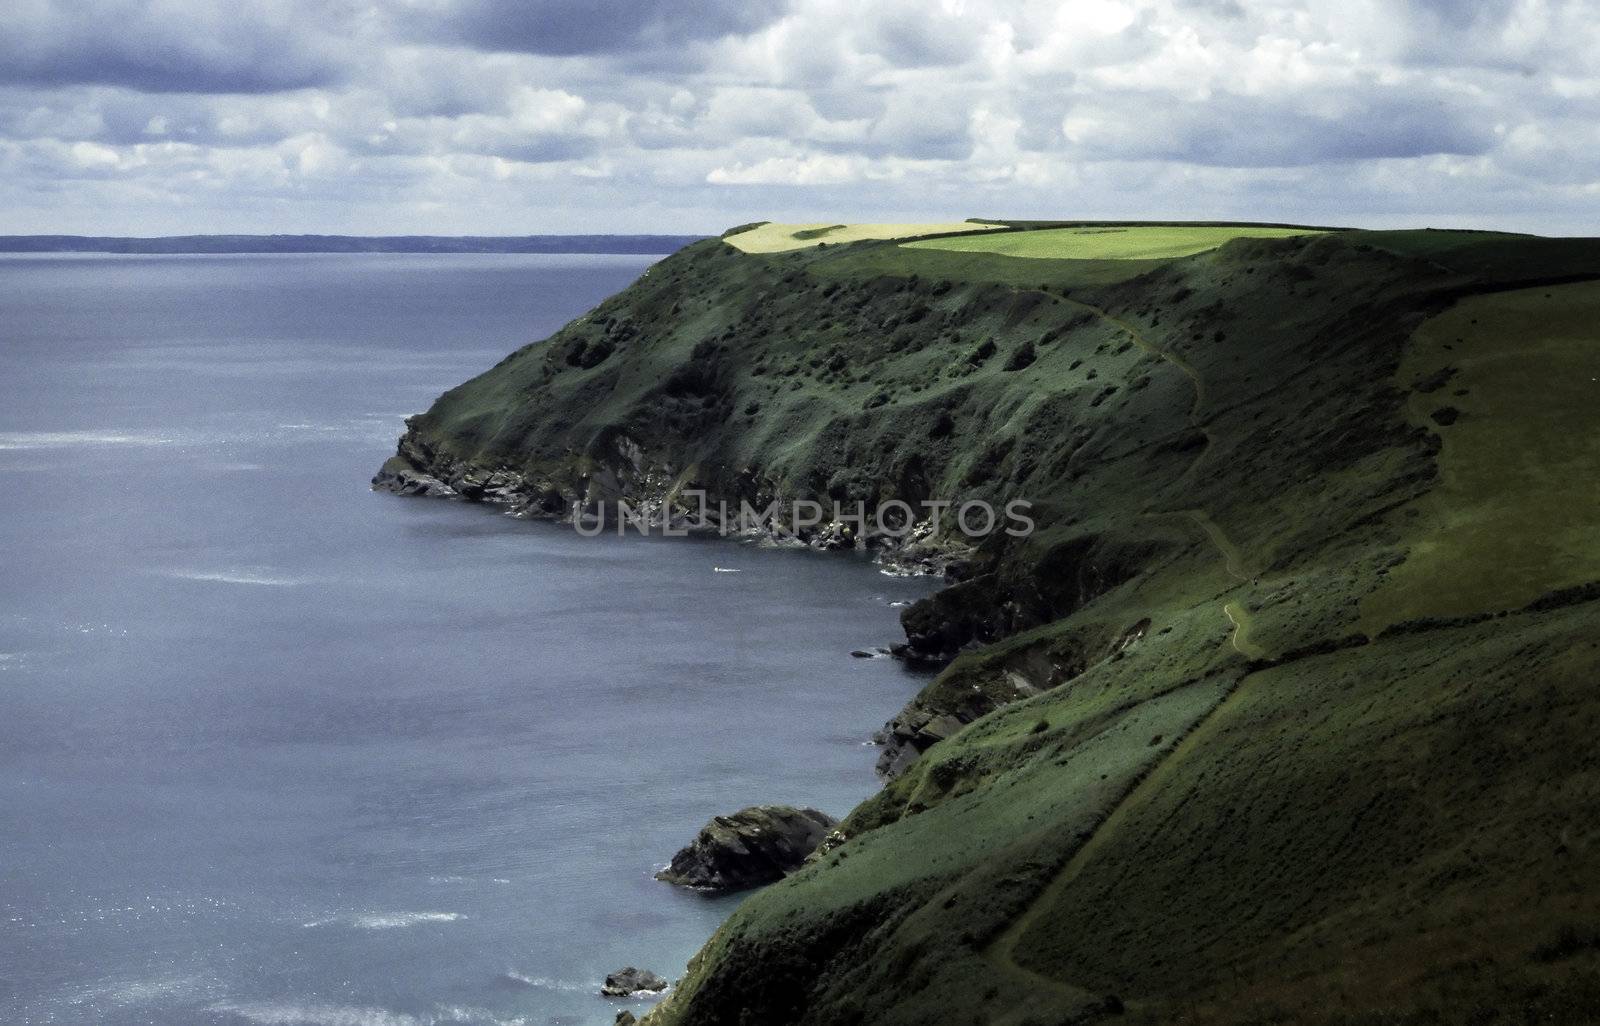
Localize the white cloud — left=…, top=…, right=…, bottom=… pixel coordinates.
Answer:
left=707, top=153, right=864, bottom=185
left=69, top=140, right=120, bottom=169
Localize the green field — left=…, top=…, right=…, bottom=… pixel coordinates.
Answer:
left=724, top=221, right=1003, bottom=253
left=904, top=223, right=1323, bottom=260
left=1360, top=280, right=1600, bottom=634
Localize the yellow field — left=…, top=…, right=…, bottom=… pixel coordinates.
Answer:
left=723, top=222, right=1003, bottom=254
left=903, top=225, right=1322, bottom=260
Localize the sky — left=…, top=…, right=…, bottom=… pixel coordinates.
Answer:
left=1, top=0, right=1596, bottom=236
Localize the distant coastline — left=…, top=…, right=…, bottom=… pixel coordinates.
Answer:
left=0, top=234, right=706, bottom=255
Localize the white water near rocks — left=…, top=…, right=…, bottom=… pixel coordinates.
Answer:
left=0, top=253, right=935, bottom=1025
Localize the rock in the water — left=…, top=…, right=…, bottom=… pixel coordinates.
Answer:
left=614, top=1012, right=639, bottom=1026
left=601, top=967, right=668, bottom=997
left=655, top=805, right=838, bottom=892
left=370, top=455, right=457, bottom=498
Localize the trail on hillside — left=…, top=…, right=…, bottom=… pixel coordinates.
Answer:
left=979, top=671, right=1255, bottom=1004
left=1041, top=292, right=1265, bottom=657
left=1181, top=509, right=1252, bottom=581
left=1224, top=601, right=1266, bottom=660
left=974, top=293, right=1275, bottom=999
left=1057, top=296, right=1208, bottom=422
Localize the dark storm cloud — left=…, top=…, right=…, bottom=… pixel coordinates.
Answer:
left=0, top=2, right=350, bottom=94
left=419, top=0, right=791, bottom=56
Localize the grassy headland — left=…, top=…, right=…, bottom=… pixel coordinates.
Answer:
left=903, top=223, right=1323, bottom=260
left=723, top=221, right=1005, bottom=253
left=376, top=220, right=1600, bottom=1026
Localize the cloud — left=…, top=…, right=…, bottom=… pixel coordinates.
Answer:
left=706, top=153, right=864, bottom=185
left=0, top=1, right=352, bottom=94
left=0, top=0, right=1596, bottom=235
left=430, top=86, right=619, bottom=162
left=848, top=5, right=987, bottom=68
left=410, top=0, right=791, bottom=57
left=859, top=85, right=976, bottom=160
left=697, top=87, right=864, bottom=144
left=1059, top=84, right=1498, bottom=167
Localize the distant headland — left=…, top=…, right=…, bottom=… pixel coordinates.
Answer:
left=0, top=234, right=706, bottom=255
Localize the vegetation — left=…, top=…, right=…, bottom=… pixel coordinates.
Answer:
left=1359, top=279, right=1600, bottom=633
left=904, top=224, right=1324, bottom=260
left=381, top=220, right=1600, bottom=1026
left=724, top=221, right=1003, bottom=253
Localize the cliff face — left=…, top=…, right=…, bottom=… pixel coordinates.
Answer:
left=378, top=231, right=1433, bottom=655
left=378, top=225, right=1600, bottom=1025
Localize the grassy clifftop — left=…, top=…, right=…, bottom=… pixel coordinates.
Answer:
left=378, top=222, right=1600, bottom=1025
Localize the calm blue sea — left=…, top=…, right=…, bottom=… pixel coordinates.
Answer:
left=0, top=253, right=932, bottom=1026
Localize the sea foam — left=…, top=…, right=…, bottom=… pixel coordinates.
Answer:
left=210, top=999, right=531, bottom=1026
left=0, top=430, right=175, bottom=451
left=301, top=911, right=463, bottom=930
left=162, top=569, right=301, bottom=587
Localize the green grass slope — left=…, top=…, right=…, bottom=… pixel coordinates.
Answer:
left=378, top=221, right=1600, bottom=1026
left=1360, top=279, right=1600, bottom=633
left=725, top=221, right=1003, bottom=253
left=904, top=224, right=1323, bottom=260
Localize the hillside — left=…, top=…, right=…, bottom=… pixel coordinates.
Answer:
left=375, top=221, right=1600, bottom=1025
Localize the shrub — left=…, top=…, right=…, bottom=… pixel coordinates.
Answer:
left=1005, top=341, right=1038, bottom=372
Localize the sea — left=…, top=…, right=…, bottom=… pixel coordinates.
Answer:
left=0, top=252, right=934, bottom=1025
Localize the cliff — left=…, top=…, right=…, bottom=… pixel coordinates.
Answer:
left=377, top=222, right=1600, bottom=1025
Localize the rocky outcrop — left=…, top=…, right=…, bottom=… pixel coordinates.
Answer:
left=373, top=423, right=969, bottom=589
left=601, top=967, right=667, bottom=997
left=891, top=572, right=1006, bottom=666
left=371, top=454, right=457, bottom=498
left=873, top=707, right=977, bottom=778
left=655, top=806, right=838, bottom=893
left=874, top=620, right=1118, bottom=777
